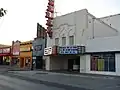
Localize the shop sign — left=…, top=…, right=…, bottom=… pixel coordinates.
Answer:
left=34, top=45, right=42, bottom=51
left=45, top=0, right=55, bottom=38
left=13, top=42, right=20, bottom=55
left=2, top=48, right=10, bottom=53
left=58, top=46, right=85, bottom=54
left=59, top=46, right=78, bottom=54
left=20, top=47, right=31, bottom=52
left=44, top=47, right=52, bottom=55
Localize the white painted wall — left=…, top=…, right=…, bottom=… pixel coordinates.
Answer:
left=86, top=36, right=120, bottom=52
left=50, top=56, right=68, bottom=70
left=80, top=55, right=90, bottom=73
left=45, top=56, right=51, bottom=70
left=100, top=14, right=120, bottom=31
left=47, top=56, right=81, bottom=70
left=47, top=9, right=88, bottom=47
left=87, top=14, right=118, bottom=40
left=80, top=55, right=86, bottom=73
left=47, top=9, right=118, bottom=47
left=115, top=54, right=120, bottom=76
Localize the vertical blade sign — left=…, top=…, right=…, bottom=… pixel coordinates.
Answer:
left=45, top=0, right=55, bottom=38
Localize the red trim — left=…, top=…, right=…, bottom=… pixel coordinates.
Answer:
left=0, top=46, right=11, bottom=49
left=0, top=53, right=11, bottom=56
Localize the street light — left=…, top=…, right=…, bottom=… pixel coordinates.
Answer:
left=31, top=46, right=34, bottom=70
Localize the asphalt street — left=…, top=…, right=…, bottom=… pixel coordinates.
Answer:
left=0, top=71, right=88, bottom=90
left=0, top=74, right=67, bottom=90
left=7, top=71, right=120, bottom=90
left=1, top=66, right=120, bottom=90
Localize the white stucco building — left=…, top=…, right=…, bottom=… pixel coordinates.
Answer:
left=44, top=9, right=120, bottom=76
left=100, top=14, right=120, bottom=31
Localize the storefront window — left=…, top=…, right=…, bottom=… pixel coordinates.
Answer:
left=90, top=53, right=115, bottom=72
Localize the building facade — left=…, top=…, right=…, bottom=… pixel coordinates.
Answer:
left=11, top=40, right=20, bottom=66
left=100, top=14, right=120, bottom=31
left=0, top=46, right=11, bottom=65
left=82, top=14, right=120, bottom=76
left=32, top=23, right=46, bottom=69
left=19, top=41, right=32, bottom=68
left=32, top=38, right=46, bottom=69
left=44, top=9, right=120, bottom=76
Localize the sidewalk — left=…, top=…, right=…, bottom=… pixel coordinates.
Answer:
left=8, top=70, right=120, bottom=90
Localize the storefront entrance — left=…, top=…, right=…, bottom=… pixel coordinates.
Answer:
left=11, top=57, right=19, bottom=66
left=35, top=56, right=44, bottom=69
left=0, top=56, right=11, bottom=65
left=68, top=56, right=80, bottom=72
left=20, top=58, right=24, bottom=68
left=0, top=56, right=3, bottom=65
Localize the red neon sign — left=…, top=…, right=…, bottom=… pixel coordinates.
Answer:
left=45, top=0, right=54, bottom=38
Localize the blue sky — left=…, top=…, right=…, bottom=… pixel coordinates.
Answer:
left=0, top=0, right=119, bottom=45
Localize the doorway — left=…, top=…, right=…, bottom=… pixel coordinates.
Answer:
left=36, top=56, right=43, bottom=69
left=68, top=59, right=74, bottom=71
left=68, top=56, right=80, bottom=72
left=0, top=56, right=3, bottom=65
left=20, top=58, right=24, bottom=68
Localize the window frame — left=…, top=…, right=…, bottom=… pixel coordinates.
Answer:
left=69, top=36, right=74, bottom=45
left=62, top=37, right=66, bottom=46
left=55, top=38, right=59, bottom=45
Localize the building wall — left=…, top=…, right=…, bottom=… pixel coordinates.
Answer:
left=19, top=41, right=32, bottom=68
left=50, top=56, right=68, bottom=70
left=87, top=14, right=118, bottom=40
left=45, top=54, right=120, bottom=76
left=100, top=14, right=120, bottom=31
left=12, top=41, right=20, bottom=56
left=86, top=36, right=120, bottom=52
left=47, top=9, right=118, bottom=47
left=80, top=55, right=87, bottom=73
left=47, top=9, right=88, bottom=47
left=83, top=54, right=120, bottom=76
left=45, top=55, right=80, bottom=71
left=32, top=38, right=46, bottom=56
left=115, top=54, right=120, bottom=76
left=20, top=52, right=32, bottom=57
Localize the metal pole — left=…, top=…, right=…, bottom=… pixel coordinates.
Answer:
left=31, top=46, right=33, bottom=70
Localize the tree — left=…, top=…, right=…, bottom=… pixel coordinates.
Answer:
left=0, top=8, right=7, bottom=17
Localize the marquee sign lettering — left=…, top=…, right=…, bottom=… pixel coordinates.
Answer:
left=59, top=46, right=78, bottom=54
left=20, top=47, right=31, bottom=52
left=58, top=46, right=85, bottom=55
left=3, top=48, right=10, bottom=53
